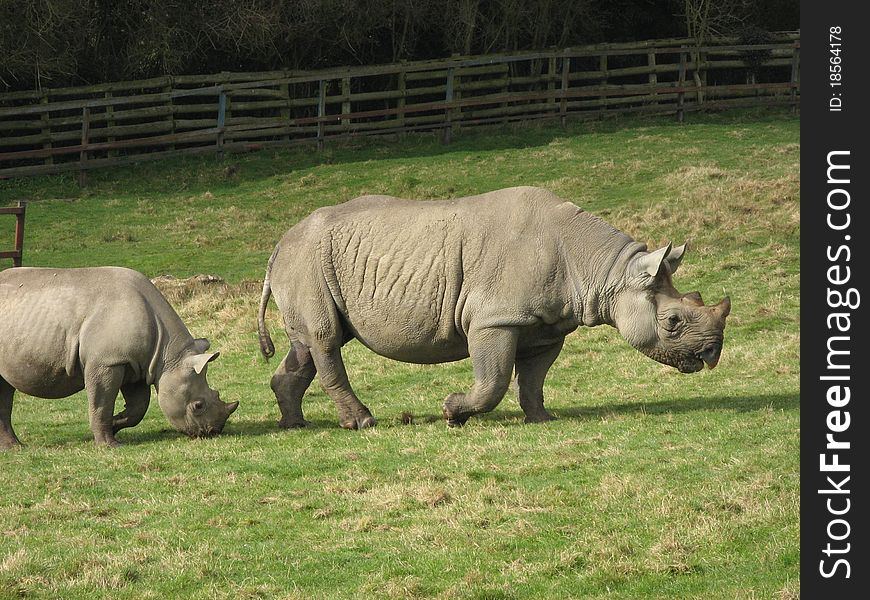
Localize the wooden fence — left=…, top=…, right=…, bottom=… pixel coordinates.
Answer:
left=0, top=202, right=26, bottom=267
left=0, top=33, right=799, bottom=181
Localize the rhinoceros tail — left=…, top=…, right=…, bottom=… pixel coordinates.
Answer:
left=258, top=245, right=280, bottom=359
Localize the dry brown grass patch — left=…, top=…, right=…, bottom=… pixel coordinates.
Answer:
left=610, top=164, right=799, bottom=246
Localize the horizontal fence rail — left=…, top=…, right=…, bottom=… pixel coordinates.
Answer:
left=0, top=34, right=799, bottom=181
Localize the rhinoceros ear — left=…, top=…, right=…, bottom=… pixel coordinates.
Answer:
left=633, top=242, right=672, bottom=279
left=665, top=242, right=688, bottom=274
left=189, top=351, right=220, bottom=375
left=193, top=338, right=210, bottom=353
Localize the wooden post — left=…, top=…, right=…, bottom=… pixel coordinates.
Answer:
left=165, top=81, right=175, bottom=151
left=452, top=67, right=461, bottom=135
left=790, top=41, right=800, bottom=112
left=547, top=51, right=557, bottom=114
left=217, top=90, right=227, bottom=156
left=599, top=54, right=608, bottom=115
left=78, top=107, right=90, bottom=187
left=501, top=61, right=510, bottom=122
left=317, top=79, right=326, bottom=151
left=647, top=51, right=658, bottom=109
left=397, top=66, right=407, bottom=134
left=677, top=49, right=686, bottom=123
left=280, top=82, right=290, bottom=143
left=13, top=201, right=25, bottom=267
left=700, top=50, right=707, bottom=99
left=106, top=91, right=117, bottom=157
left=341, top=76, right=351, bottom=133
left=0, top=201, right=26, bottom=267
left=443, top=67, right=455, bottom=144
left=40, top=92, right=52, bottom=166
left=692, top=50, right=704, bottom=104
left=560, top=50, right=570, bottom=128
left=226, top=87, right=233, bottom=126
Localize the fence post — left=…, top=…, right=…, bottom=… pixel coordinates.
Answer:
left=677, top=48, right=686, bottom=123
left=452, top=66, right=461, bottom=135
left=105, top=91, right=117, bottom=157
left=1, top=201, right=27, bottom=267
left=547, top=50, right=557, bottom=115
left=166, top=78, right=176, bottom=151
left=341, top=76, right=351, bottom=133
left=280, top=81, right=291, bottom=143
left=317, top=80, right=327, bottom=151
left=599, top=54, right=608, bottom=115
left=216, top=90, right=227, bottom=156
left=647, top=51, right=658, bottom=109
left=443, top=67, right=455, bottom=144
left=40, top=91, right=52, bottom=166
left=692, top=49, right=704, bottom=104
left=790, top=41, right=800, bottom=112
left=699, top=49, right=707, bottom=101
left=13, top=201, right=26, bottom=267
left=397, top=64, right=407, bottom=135
left=560, top=49, right=570, bottom=128
left=78, top=107, right=90, bottom=187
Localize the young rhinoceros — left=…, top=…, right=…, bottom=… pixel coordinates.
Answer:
left=257, top=186, right=730, bottom=429
left=0, top=267, right=238, bottom=448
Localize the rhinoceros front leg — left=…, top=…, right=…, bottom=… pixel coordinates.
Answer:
left=112, top=380, right=151, bottom=434
left=443, top=327, right=518, bottom=426
left=515, top=340, right=563, bottom=423
left=309, top=346, right=376, bottom=430
left=84, top=365, right=124, bottom=447
left=0, top=377, right=22, bottom=449
left=271, top=338, right=317, bottom=428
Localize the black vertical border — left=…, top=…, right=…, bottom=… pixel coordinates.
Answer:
left=801, top=2, right=869, bottom=596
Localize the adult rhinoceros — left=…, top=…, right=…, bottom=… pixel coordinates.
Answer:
left=0, top=266, right=238, bottom=448
left=257, top=186, right=730, bottom=429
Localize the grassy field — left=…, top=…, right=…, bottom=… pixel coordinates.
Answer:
left=0, top=109, right=799, bottom=599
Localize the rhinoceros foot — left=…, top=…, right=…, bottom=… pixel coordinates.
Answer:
left=95, top=437, right=122, bottom=448
left=339, top=415, right=377, bottom=430
left=442, top=393, right=472, bottom=427
left=523, top=412, right=557, bottom=424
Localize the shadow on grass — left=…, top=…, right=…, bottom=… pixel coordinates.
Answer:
left=114, top=417, right=343, bottom=444
left=116, top=392, right=798, bottom=443
left=418, top=391, right=800, bottom=426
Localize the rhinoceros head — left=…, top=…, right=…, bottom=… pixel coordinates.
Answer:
left=157, top=340, right=239, bottom=437
left=612, top=243, right=731, bottom=373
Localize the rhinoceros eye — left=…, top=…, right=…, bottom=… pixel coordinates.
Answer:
left=664, top=314, right=682, bottom=331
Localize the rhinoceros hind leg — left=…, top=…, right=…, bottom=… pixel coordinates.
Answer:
left=309, top=345, right=375, bottom=430
left=515, top=340, right=563, bottom=424
left=443, top=327, right=518, bottom=426
left=84, top=365, right=124, bottom=447
left=0, top=378, right=22, bottom=449
left=272, top=338, right=317, bottom=428
left=112, top=380, right=151, bottom=434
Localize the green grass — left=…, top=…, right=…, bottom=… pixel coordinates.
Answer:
left=0, top=109, right=799, bottom=599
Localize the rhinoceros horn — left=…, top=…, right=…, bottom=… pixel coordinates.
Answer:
left=713, top=296, right=732, bottom=319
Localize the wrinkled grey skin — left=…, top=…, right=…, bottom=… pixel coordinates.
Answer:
left=257, top=186, right=730, bottom=429
left=0, top=267, right=238, bottom=448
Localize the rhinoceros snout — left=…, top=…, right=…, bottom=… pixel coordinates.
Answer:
left=698, top=341, right=722, bottom=369
left=186, top=400, right=239, bottom=438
